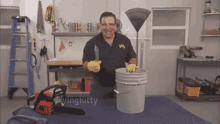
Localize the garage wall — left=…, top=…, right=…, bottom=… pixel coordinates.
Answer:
left=142, top=0, right=219, bottom=95
left=0, top=0, right=120, bottom=96
left=0, top=0, right=55, bottom=97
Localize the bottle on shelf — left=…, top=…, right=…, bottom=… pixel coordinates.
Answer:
left=204, top=0, right=211, bottom=13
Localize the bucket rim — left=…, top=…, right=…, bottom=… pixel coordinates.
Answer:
left=116, top=76, right=147, bottom=81
left=116, top=68, right=147, bottom=75
left=116, top=74, right=148, bottom=78
left=115, top=78, right=147, bottom=85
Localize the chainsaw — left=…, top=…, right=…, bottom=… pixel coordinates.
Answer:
left=27, top=85, right=86, bottom=116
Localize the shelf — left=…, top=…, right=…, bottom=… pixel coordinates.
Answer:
left=152, top=26, right=186, bottom=30
left=177, top=57, right=220, bottom=62
left=52, top=32, right=99, bottom=36
left=175, top=89, right=220, bottom=101
left=201, top=35, right=220, bottom=41
left=177, top=58, right=220, bottom=67
left=203, top=13, right=220, bottom=16
left=201, top=35, right=220, bottom=37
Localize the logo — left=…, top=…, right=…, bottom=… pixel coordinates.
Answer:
left=119, top=44, right=125, bottom=49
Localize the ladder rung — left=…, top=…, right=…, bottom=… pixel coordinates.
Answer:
left=16, top=31, right=26, bottom=34
left=13, top=34, right=26, bottom=36
left=16, top=45, right=26, bottom=48
left=12, top=32, right=26, bottom=36
left=8, top=86, right=27, bottom=89
left=13, top=72, right=27, bottom=75
left=11, top=59, right=26, bottom=62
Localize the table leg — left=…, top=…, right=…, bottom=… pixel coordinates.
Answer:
left=54, top=35, right=56, bottom=58
left=55, top=72, right=58, bottom=81
left=182, top=62, right=186, bottom=101
left=47, top=66, right=50, bottom=87
left=175, top=59, right=179, bottom=94
left=53, top=35, right=58, bottom=82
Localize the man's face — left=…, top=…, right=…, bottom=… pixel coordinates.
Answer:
left=101, top=16, right=116, bottom=39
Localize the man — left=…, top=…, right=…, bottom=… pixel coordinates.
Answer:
left=82, top=12, right=138, bottom=99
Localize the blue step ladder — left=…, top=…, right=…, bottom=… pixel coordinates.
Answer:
left=8, top=16, right=33, bottom=99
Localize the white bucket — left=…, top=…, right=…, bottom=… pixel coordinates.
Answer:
left=114, top=68, right=147, bottom=114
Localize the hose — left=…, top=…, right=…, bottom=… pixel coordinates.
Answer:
left=32, top=53, right=37, bottom=68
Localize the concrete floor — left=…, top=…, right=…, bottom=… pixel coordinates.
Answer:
left=0, top=95, right=219, bottom=124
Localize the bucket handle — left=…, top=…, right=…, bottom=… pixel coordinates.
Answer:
left=114, top=80, right=141, bottom=94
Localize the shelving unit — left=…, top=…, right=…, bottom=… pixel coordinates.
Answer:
left=47, top=32, right=98, bottom=95
left=175, top=58, right=220, bottom=102
left=201, top=12, right=220, bottom=41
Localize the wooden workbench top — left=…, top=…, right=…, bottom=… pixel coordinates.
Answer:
left=47, top=58, right=83, bottom=66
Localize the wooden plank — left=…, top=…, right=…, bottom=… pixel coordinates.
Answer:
left=47, top=59, right=83, bottom=65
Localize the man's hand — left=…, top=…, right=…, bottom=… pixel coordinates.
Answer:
left=127, top=58, right=138, bottom=72
left=127, top=64, right=138, bottom=72
left=87, top=61, right=100, bottom=72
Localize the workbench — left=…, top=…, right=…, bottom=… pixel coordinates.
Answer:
left=175, top=57, right=220, bottom=101
left=49, top=32, right=98, bottom=95
left=47, top=58, right=90, bottom=95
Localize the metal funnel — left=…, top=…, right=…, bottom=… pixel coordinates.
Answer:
left=125, top=8, right=151, bottom=68
left=125, top=8, right=151, bottom=32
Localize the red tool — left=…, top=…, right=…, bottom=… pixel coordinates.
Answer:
left=27, top=85, right=86, bottom=116
left=85, top=78, right=91, bottom=92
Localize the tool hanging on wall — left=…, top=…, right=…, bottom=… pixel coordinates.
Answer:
left=32, top=54, right=37, bottom=68
left=33, top=37, right=37, bottom=51
left=40, top=46, right=49, bottom=62
left=35, top=38, right=49, bottom=79
left=45, top=5, right=55, bottom=23
left=37, top=0, right=45, bottom=33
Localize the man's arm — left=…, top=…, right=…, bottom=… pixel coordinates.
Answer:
left=83, top=61, right=89, bottom=70
left=82, top=41, right=94, bottom=71
left=125, top=38, right=137, bottom=65
left=128, top=58, right=137, bottom=65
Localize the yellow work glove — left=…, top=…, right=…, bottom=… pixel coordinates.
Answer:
left=54, top=81, right=61, bottom=85
left=87, top=61, right=100, bottom=72
left=127, top=64, right=138, bottom=72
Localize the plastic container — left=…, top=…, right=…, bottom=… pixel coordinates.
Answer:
left=114, top=68, right=147, bottom=114
left=178, top=77, right=201, bottom=97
